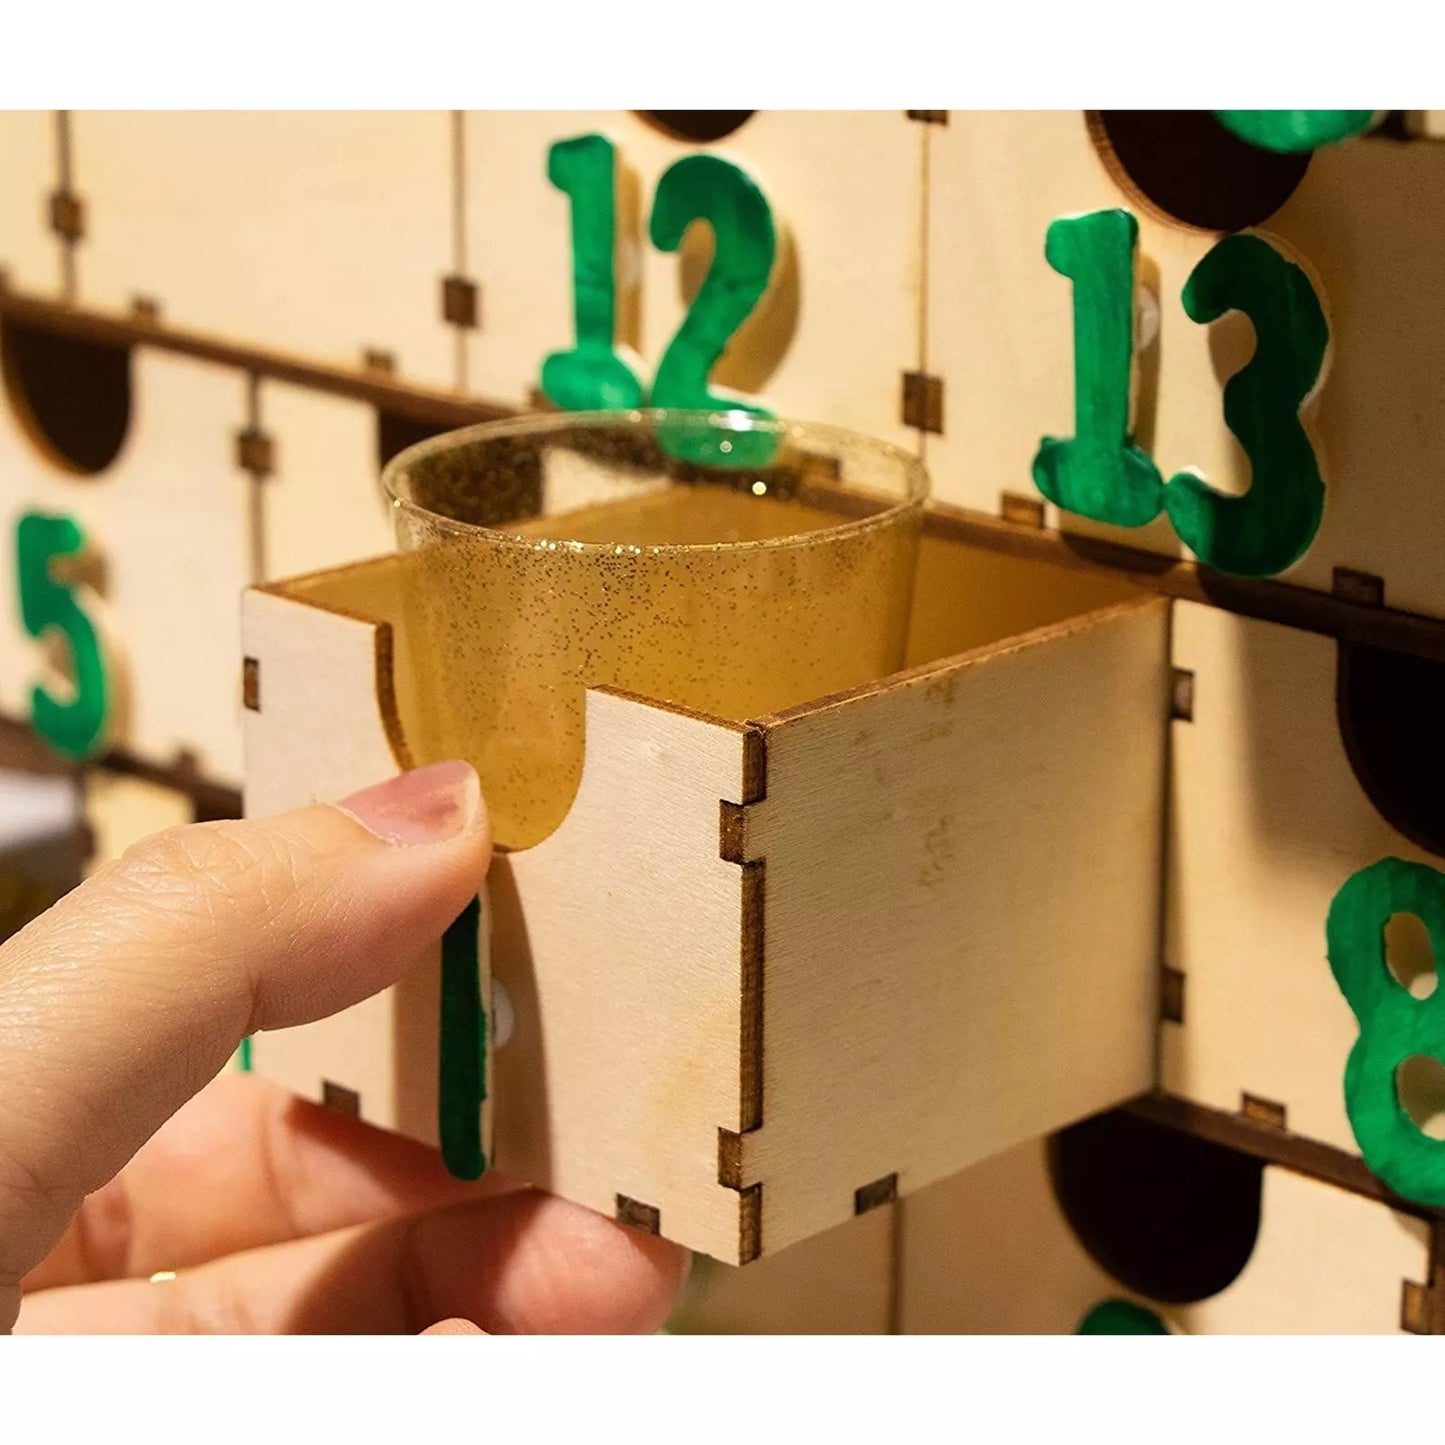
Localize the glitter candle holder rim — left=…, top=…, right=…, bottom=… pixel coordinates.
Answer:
left=380, top=408, right=931, bottom=556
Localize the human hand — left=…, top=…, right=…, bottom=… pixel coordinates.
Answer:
left=1, top=761, right=687, bottom=1334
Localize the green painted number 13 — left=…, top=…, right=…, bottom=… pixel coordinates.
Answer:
left=1033, top=210, right=1330, bottom=579
left=542, top=133, right=779, bottom=468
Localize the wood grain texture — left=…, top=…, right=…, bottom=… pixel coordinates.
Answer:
left=238, top=538, right=1168, bottom=1264
left=667, top=1205, right=895, bottom=1334
left=0, top=112, right=61, bottom=297
left=900, top=1138, right=1138, bottom=1334
left=259, top=382, right=395, bottom=586
left=736, top=595, right=1170, bottom=1255
left=491, top=686, right=756, bottom=1260
left=244, top=558, right=756, bottom=1259
left=1266, top=136, right=1445, bottom=620
left=901, top=1137, right=1429, bottom=1334
left=72, top=113, right=458, bottom=388
left=0, top=349, right=251, bottom=784
left=1175, top=1168, right=1429, bottom=1335
left=241, top=577, right=491, bottom=1163
left=0, top=288, right=509, bottom=431
left=922, top=500, right=1445, bottom=666
left=1162, top=601, right=1436, bottom=1158
left=1126, top=1092, right=1442, bottom=1220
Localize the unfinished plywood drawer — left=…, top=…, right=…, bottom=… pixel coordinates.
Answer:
left=241, top=523, right=1170, bottom=1264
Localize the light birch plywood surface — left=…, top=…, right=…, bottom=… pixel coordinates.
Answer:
left=72, top=112, right=457, bottom=387
left=1268, top=136, right=1445, bottom=621
left=900, top=1137, right=1141, bottom=1334
left=0, top=349, right=251, bottom=783
left=1162, top=600, right=1435, bottom=1157
left=0, top=111, right=62, bottom=297
left=901, top=1138, right=1428, bottom=1334
left=258, top=381, right=396, bottom=586
left=667, top=1202, right=895, bottom=1334
left=242, top=559, right=757, bottom=1261
left=737, top=595, right=1171, bottom=1255
left=1176, top=1167, right=1429, bottom=1335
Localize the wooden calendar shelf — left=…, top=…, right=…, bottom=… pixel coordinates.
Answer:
left=0, top=712, right=241, bottom=818
left=1124, top=1091, right=1445, bottom=1221
left=932, top=502, right=1445, bottom=666
left=0, top=285, right=512, bottom=431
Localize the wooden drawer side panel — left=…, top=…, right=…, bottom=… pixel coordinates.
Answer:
left=744, top=598, right=1171, bottom=1253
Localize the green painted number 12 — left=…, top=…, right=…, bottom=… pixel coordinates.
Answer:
left=543, top=134, right=779, bottom=467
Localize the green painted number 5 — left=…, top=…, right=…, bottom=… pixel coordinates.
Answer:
left=16, top=510, right=109, bottom=760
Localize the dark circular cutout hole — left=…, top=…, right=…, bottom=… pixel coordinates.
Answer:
left=640, top=111, right=755, bottom=145
left=376, top=409, right=462, bottom=472
left=1337, top=640, right=1445, bottom=860
left=1051, top=1108, right=1263, bottom=1304
left=1, top=320, right=132, bottom=476
left=1090, top=111, right=1312, bottom=232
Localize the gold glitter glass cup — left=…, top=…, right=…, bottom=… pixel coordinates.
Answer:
left=383, top=409, right=928, bottom=850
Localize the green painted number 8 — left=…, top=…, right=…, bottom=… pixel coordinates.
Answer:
left=1327, top=857, right=1445, bottom=1205
left=1076, top=1299, right=1169, bottom=1334
left=16, top=510, right=109, bottom=760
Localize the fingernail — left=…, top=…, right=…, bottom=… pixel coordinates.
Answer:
left=334, top=761, right=480, bottom=846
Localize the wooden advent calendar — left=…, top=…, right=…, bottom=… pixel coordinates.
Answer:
left=3, top=109, right=1445, bottom=1334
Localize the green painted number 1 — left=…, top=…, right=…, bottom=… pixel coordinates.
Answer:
left=542, top=134, right=645, bottom=411
left=16, top=510, right=109, bottom=760
left=1033, top=210, right=1165, bottom=528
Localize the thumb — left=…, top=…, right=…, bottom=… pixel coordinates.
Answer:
left=0, top=759, right=490, bottom=1326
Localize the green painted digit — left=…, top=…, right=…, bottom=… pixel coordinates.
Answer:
left=1327, top=857, right=1445, bottom=1206
left=1164, top=234, right=1329, bottom=578
left=541, top=134, right=644, bottom=412
left=1215, top=110, right=1377, bottom=154
left=438, top=894, right=488, bottom=1181
left=16, top=510, right=108, bottom=760
left=648, top=153, right=778, bottom=468
left=1077, top=1299, right=1170, bottom=1334
left=1032, top=209, right=1165, bottom=527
